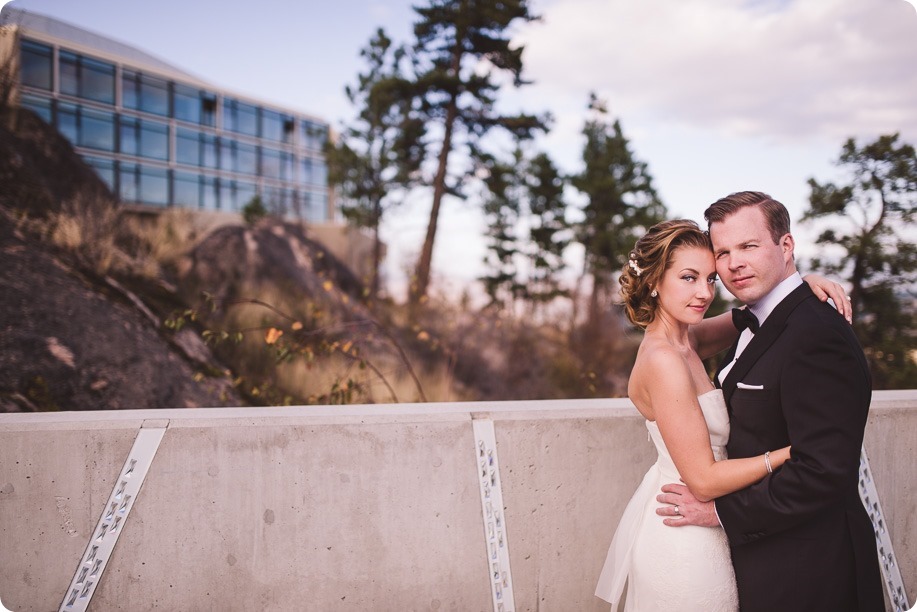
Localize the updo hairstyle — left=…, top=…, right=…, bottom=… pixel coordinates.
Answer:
left=620, top=219, right=712, bottom=328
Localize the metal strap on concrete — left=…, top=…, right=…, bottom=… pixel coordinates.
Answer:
left=473, top=419, right=516, bottom=612
left=859, top=446, right=911, bottom=611
left=59, top=421, right=167, bottom=612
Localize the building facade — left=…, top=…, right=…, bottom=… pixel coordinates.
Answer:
left=1, top=8, right=332, bottom=222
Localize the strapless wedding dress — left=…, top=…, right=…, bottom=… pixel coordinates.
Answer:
left=595, top=389, right=739, bottom=611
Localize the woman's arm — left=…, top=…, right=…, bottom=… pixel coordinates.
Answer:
left=690, top=311, right=737, bottom=360
left=803, top=274, right=852, bottom=322
left=646, top=349, right=789, bottom=502
left=690, top=274, right=851, bottom=358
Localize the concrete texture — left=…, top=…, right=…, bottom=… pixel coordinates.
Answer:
left=1, top=391, right=914, bottom=611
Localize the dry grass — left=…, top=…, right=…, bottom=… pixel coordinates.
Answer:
left=30, top=192, right=123, bottom=275
left=120, top=209, right=198, bottom=276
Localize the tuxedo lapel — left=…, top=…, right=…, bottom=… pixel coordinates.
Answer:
left=722, top=283, right=814, bottom=405
left=714, top=343, right=737, bottom=390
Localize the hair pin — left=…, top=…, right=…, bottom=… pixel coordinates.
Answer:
left=628, top=258, right=643, bottom=276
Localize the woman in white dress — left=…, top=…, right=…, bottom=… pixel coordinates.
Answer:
left=595, top=220, right=850, bottom=611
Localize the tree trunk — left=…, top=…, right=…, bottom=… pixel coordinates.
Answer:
left=371, top=206, right=382, bottom=300
left=411, top=36, right=464, bottom=306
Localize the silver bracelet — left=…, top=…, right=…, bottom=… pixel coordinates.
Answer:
left=764, top=451, right=773, bottom=474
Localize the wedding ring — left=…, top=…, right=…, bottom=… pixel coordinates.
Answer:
left=674, top=505, right=680, bottom=515
left=846, top=295, right=851, bottom=301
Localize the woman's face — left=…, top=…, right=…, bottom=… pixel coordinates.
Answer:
left=654, top=245, right=718, bottom=326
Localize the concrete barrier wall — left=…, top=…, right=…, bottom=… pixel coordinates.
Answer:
left=1, top=391, right=915, bottom=611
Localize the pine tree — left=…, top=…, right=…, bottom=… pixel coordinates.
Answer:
left=408, top=0, right=547, bottom=305
left=524, top=151, right=570, bottom=312
left=325, top=29, right=425, bottom=299
left=571, top=94, right=666, bottom=325
left=804, top=133, right=917, bottom=388
left=478, top=149, right=525, bottom=310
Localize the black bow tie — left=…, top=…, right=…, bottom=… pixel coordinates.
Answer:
left=732, top=307, right=760, bottom=333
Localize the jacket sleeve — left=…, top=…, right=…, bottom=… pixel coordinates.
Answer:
left=715, top=314, right=871, bottom=546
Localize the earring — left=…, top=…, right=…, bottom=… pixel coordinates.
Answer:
left=651, top=289, right=658, bottom=298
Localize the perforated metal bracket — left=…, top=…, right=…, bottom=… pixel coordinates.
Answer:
left=473, top=418, right=515, bottom=612
left=859, top=446, right=912, bottom=611
left=59, top=422, right=167, bottom=612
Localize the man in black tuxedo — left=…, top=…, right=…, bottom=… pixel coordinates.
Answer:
left=656, top=192, right=884, bottom=611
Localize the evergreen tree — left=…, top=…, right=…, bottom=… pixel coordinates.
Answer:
left=325, top=29, right=425, bottom=299
left=803, top=133, right=917, bottom=388
left=524, top=151, right=570, bottom=312
left=478, top=149, right=524, bottom=310
left=408, top=0, right=547, bottom=305
left=478, top=147, right=570, bottom=314
left=571, top=94, right=666, bottom=324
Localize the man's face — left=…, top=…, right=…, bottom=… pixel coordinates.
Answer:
left=709, top=206, right=795, bottom=305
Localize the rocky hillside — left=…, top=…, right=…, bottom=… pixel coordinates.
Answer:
left=0, top=107, right=629, bottom=412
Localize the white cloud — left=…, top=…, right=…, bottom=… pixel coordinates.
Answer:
left=516, top=0, right=917, bottom=143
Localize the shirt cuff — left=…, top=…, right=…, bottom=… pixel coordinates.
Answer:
left=713, top=500, right=723, bottom=526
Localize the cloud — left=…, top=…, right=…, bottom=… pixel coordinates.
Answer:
left=516, top=0, right=917, bottom=143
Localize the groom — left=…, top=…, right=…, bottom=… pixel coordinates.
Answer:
left=657, top=192, right=883, bottom=611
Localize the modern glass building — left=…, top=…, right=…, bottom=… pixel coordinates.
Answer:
left=1, top=8, right=332, bottom=222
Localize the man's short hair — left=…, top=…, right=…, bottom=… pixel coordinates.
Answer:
left=704, top=191, right=791, bottom=244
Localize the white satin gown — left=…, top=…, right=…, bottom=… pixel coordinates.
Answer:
left=595, top=389, right=739, bottom=611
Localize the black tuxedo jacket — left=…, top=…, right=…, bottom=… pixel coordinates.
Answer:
left=714, top=283, right=883, bottom=612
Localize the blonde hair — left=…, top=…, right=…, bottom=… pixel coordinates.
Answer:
left=620, top=219, right=711, bottom=327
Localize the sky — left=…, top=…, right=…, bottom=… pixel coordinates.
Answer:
left=3, top=0, right=917, bottom=301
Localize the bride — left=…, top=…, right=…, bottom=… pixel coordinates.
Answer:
left=594, top=219, right=849, bottom=611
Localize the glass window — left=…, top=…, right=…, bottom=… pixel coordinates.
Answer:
left=173, top=172, right=200, bottom=208
left=220, top=180, right=235, bottom=211
left=223, top=98, right=258, bottom=136
left=173, top=84, right=201, bottom=124
left=299, top=157, right=313, bottom=184
left=84, top=156, right=116, bottom=191
left=281, top=152, right=293, bottom=181
left=309, top=190, right=328, bottom=222
left=263, top=185, right=280, bottom=211
left=82, top=57, right=115, bottom=104
left=202, top=134, right=218, bottom=169
left=139, top=120, right=169, bottom=160
left=237, top=143, right=257, bottom=175
left=283, top=118, right=295, bottom=144
left=20, top=94, right=53, bottom=123
left=119, top=162, right=139, bottom=202
left=60, top=51, right=79, bottom=98
left=57, top=102, right=78, bottom=145
left=313, top=161, right=327, bottom=186
left=122, top=70, right=139, bottom=110
left=262, top=109, right=290, bottom=142
left=123, top=70, right=169, bottom=116
left=20, top=40, right=53, bottom=90
left=237, top=182, right=257, bottom=210
left=176, top=127, right=199, bottom=166
left=201, top=93, right=217, bottom=127
left=139, top=166, right=169, bottom=206
left=202, top=176, right=218, bottom=210
left=221, top=98, right=235, bottom=132
left=261, top=147, right=282, bottom=179
left=80, top=108, right=115, bottom=151
left=237, top=102, right=258, bottom=136
left=301, top=121, right=328, bottom=150
left=219, top=139, right=235, bottom=172
left=119, top=116, right=139, bottom=156
left=59, top=52, right=114, bottom=104
left=141, top=75, right=169, bottom=116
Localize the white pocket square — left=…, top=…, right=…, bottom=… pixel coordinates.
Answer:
left=737, top=382, right=765, bottom=390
